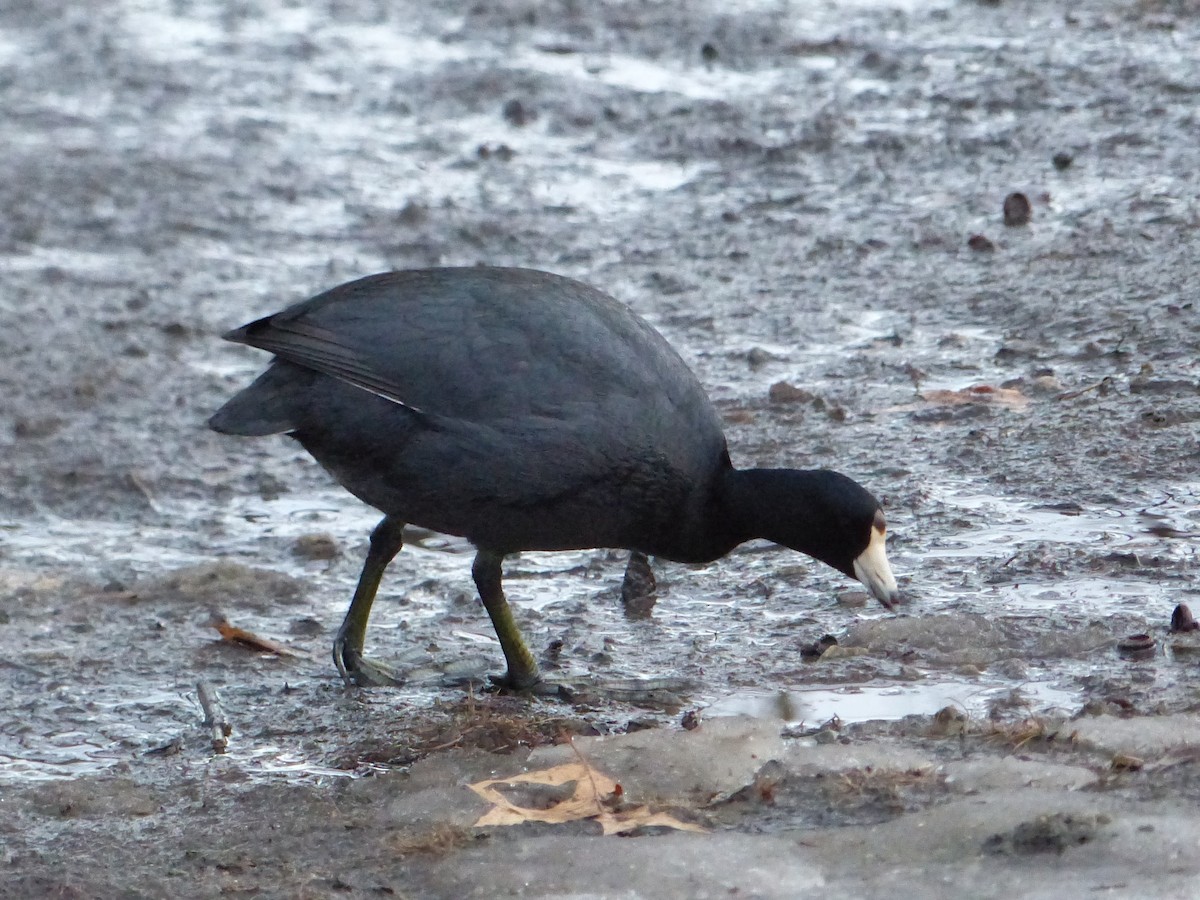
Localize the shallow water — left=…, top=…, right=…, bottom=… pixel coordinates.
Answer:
left=707, top=678, right=1080, bottom=726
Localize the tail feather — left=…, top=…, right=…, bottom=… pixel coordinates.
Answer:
left=209, top=361, right=309, bottom=436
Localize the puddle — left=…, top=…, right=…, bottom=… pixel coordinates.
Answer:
left=707, top=678, right=1078, bottom=726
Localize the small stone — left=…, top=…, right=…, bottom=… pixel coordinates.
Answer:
left=1110, top=753, right=1143, bottom=771
left=1116, top=633, right=1156, bottom=659
left=768, top=381, right=815, bottom=403
left=1003, top=192, right=1032, bottom=226
left=836, top=590, right=870, bottom=608
left=291, top=533, right=339, bottom=561
left=967, top=234, right=995, bottom=252
left=289, top=617, right=324, bottom=636
left=930, top=705, right=967, bottom=736
left=800, top=634, right=839, bottom=659
left=746, top=347, right=774, bottom=368
left=1027, top=374, right=1064, bottom=395
left=502, top=98, right=532, bottom=126
left=1170, top=604, right=1199, bottom=633
left=1052, top=151, right=1074, bottom=170
left=476, top=143, right=515, bottom=161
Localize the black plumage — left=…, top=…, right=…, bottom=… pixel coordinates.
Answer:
left=211, top=267, right=898, bottom=689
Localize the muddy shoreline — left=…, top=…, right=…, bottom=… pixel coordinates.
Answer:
left=3, top=0, right=1199, bottom=897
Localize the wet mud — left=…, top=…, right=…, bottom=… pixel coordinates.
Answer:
left=2, top=0, right=1199, bottom=896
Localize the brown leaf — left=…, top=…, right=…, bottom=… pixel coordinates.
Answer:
left=881, top=384, right=1031, bottom=415
left=595, top=805, right=706, bottom=836
left=919, top=385, right=1028, bottom=409
left=212, top=616, right=299, bottom=656
left=468, top=760, right=705, bottom=834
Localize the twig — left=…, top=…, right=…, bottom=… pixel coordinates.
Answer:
left=127, top=470, right=164, bottom=514
left=1057, top=376, right=1113, bottom=401
left=197, top=681, right=231, bottom=753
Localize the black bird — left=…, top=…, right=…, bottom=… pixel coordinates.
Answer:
left=209, top=267, right=899, bottom=689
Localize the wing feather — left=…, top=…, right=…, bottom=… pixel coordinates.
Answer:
left=224, top=317, right=426, bottom=413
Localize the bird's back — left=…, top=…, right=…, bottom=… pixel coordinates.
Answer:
left=211, top=268, right=728, bottom=555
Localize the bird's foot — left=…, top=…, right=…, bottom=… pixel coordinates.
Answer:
left=333, top=641, right=406, bottom=688
left=487, top=671, right=572, bottom=699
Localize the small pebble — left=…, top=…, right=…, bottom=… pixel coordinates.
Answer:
left=1116, top=633, right=1156, bottom=659
left=1110, top=753, right=1144, bottom=771
left=1003, top=192, right=1032, bottom=227
left=801, top=634, right=839, bottom=659
left=836, top=590, right=870, bottom=608
left=746, top=347, right=774, bottom=368
left=1052, top=151, right=1074, bottom=170
left=502, top=98, right=532, bottom=126
left=291, top=533, right=339, bottom=561
left=1170, top=603, right=1198, bottom=632
left=768, top=381, right=815, bottom=404
left=967, top=234, right=996, bottom=252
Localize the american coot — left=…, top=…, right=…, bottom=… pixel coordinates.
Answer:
left=210, top=267, right=899, bottom=689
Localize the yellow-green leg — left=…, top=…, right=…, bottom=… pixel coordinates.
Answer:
left=472, top=549, right=541, bottom=690
left=333, top=516, right=406, bottom=687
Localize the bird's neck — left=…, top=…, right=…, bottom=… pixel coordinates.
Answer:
left=714, top=467, right=857, bottom=577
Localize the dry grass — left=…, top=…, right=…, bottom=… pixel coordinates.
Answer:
left=411, top=691, right=598, bottom=756
left=332, top=691, right=600, bottom=771
left=390, top=823, right=474, bottom=858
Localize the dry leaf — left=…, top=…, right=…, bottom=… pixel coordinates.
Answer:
left=469, top=760, right=705, bottom=835
left=881, top=384, right=1030, bottom=415
left=211, top=616, right=299, bottom=656
left=919, top=385, right=1028, bottom=409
